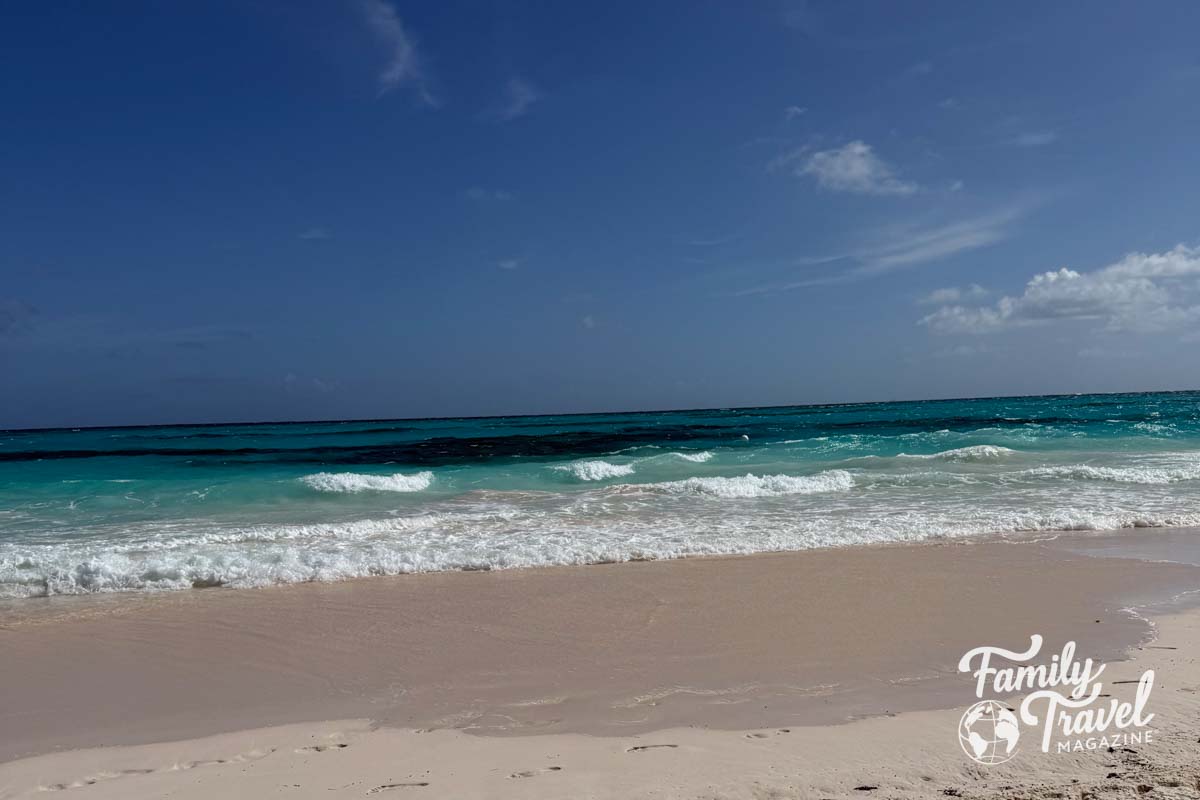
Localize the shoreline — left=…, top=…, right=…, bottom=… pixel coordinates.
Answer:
left=2, top=530, right=1199, bottom=767
left=1, top=524, right=1191, bottom=625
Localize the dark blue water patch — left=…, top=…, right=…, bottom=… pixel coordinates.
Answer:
left=0, top=426, right=737, bottom=466
left=2, top=391, right=1198, bottom=467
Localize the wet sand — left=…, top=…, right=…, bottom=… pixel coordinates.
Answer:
left=4, top=609, right=1198, bottom=799
left=2, top=532, right=1199, bottom=773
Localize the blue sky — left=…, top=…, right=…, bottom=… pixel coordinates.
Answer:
left=3, top=1, right=1200, bottom=428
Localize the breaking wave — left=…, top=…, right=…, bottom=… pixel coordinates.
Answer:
left=1021, top=463, right=1200, bottom=485
left=8, top=392, right=1200, bottom=600
left=552, top=460, right=636, bottom=481
left=639, top=470, right=855, bottom=498
left=669, top=451, right=714, bottom=463
left=6, top=502, right=1200, bottom=598
left=301, top=471, right=434, bottom=493
left=897, top=445, right=1017, bottom=461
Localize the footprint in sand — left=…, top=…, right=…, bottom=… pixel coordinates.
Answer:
left=175, top=748, right=275, bottom=771
left=40, top=767, right=165, bottom=791
left=40, top=749, right=274, bottom=791
left=296, top=743, right=349, bottom=753
left=626, top=744, right=678, bottom=752
left=367, top=783, right=430, bottom=793
left=745, top=729, right=791, bottom=739
left=509, top=766, right=563, bottom=779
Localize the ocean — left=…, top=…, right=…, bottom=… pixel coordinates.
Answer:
left=2, top=391, right=1200, bottom=599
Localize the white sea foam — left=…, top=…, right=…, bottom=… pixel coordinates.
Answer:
left=1021, top=463, right=1200, bottom=484
left=10, top=430, right=1200, bottom=600
left=301, top=471, right=434, bottom=493
left=552, top=460, right=636, bottom=481
left=639, top=470, right=855, bottom=498
left=897, top=445, right=1017, bottom=461
left=669, top=451, right=714, bottom=463
left=6, top=501, right=1200, bottom=599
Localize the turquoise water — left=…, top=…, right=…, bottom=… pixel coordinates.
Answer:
left=3, top=391, right=1200, bottom=598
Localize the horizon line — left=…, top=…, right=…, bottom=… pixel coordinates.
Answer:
left=4, top=387, right=1197, bottom=435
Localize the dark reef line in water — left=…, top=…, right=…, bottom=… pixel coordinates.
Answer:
left=0, top=410, right=1195, bottom=466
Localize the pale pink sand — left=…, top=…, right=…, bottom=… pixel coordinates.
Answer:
left=2, top=533, right=1199, bottom=798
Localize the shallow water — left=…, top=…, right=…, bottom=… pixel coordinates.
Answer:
left=3, top=391, right=1200, bottom=597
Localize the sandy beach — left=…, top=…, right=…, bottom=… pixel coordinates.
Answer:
left=3, top=530, right=1200, bottom=798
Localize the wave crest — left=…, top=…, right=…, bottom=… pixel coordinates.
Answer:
left=552, top=460, right=636, bottom=481
left=1022, top=463, right=1200, bottom=485
left=669, top=451, right=714, bottom=463
left=301, top=471, right=434, bottom=493
left=898, top=445, right=1017, bottom=461
left=640, top=470, right=855, bottom=498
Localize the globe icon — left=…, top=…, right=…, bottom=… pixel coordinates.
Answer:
left=958, top=700, right=1020, bottom=764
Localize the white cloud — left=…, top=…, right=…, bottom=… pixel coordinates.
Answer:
left=734, top=207, right=1022, bottom=295
left=1012, top=131, right=1057, bottom=147
left=360, top=0, right=435, bottom=104
left=796, top=141, right=917, bottom=196
left=497, top=258, right=520, bottom=270
left=921, top=244, right=1200, bottom=335
left=918, top=284, right=987, bottom=305
left=581, top=315, right=596, bottom=329
left=496, top=77, right=541, bottom=121
left=766, top=145, right=811, bottom=173
left=784, top=105, right=807, bottom=120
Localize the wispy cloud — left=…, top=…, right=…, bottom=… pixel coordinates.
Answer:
left=1078, top=345, right=1139, bottom=360
left=784, top=105, right=807, bottom=120
left=0, top=299, right=38, bottom=337
left=297, top=227, right=331, bottom=241
left=0, top=311, right=254, bottom=354
left=1011, top=130, right=1057, bottom=147
left=930, top=342, right=1004, bottom=359
left=921, top=244, right=1200, bottom=334
left=359, top=0, right=435, bottom=104
left=918, top=284, right=988, bottom=306
left=284, top=372, right=338, bottom=395
left=494, top=77, right=541, bottom=121
left=464, top=187, right=514, bottom=202
left=735, top=207, right=1023, bottom=296
left=859, top=210, right=1018, bottom=272
left=783, top=141, right=918, bottom=196
left=581, top=315, right=596, bottom=329
left=682, top=233, right=741, bottom=247
left=497, top=258, right=520, bottom=270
